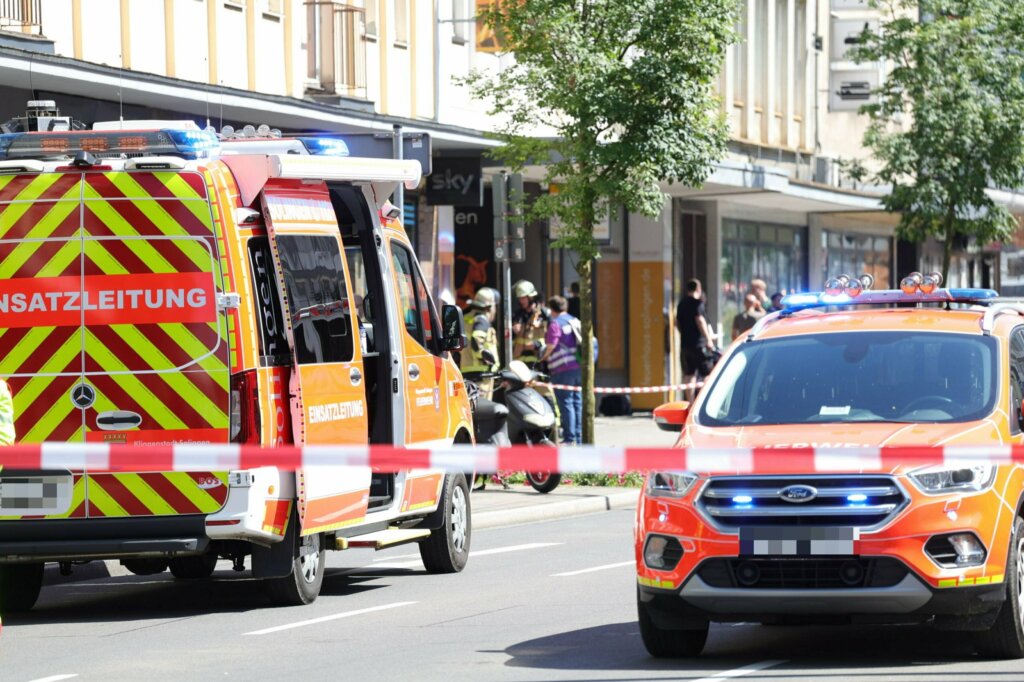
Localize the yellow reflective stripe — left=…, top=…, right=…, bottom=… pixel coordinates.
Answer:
left=22, top=397, right=78, bottom=443
left=0, top=172, right=76, bottom=205
left=0, top=326, right=71, bottom=377
left=164, top=473, right=225, bottom=513
left=110, top=325, right=223, bottom=417
left=637, top=575, right=676, bottom=590
left=82, top=240, right=130, bottom=275
left=161, top=172, right=208, bottom=202
left=81, top=331, right=187, bottom=430
left=0, top=198, right=78, bottom=239
left=158, top=322, right=228, bottom=374
left=0, top=234, right=80, bottom=280
left=87, top=479, right=129, bottom=517
left=117, top=473, right=176, bottom=515
left=938, top=578, right=958, bottom=588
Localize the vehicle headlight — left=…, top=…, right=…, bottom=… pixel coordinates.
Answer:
left=908, top=464, right=995, bottom=495
left=646, top=471, right=699, bottom=498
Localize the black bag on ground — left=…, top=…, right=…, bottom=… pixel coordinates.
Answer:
left=599, top=394, right=632, bottom=417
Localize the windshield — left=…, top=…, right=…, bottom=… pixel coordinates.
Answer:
left=698, top=332, right=998, bottom=425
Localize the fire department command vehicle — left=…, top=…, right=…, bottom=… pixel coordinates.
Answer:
left=0, top=106, right=475, bottom=611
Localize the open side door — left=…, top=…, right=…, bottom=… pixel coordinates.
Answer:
left=260, top=181, right=370, bottom=535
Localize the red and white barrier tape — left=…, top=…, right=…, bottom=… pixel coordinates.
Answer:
left=537, top=381, right=705, bottom=394
left=0, top=443, right=1019, bottom=474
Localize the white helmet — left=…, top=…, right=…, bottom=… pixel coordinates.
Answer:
left=513, top=279, right=538, bottom=299
left=471, top=287, right=498, bottom=309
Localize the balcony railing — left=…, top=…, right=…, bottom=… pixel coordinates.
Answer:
left=305, top=1, right=367, bottom=99
left=0, top=0, right=42, bottom=35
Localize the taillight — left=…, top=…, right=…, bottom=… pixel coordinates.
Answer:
left=230, top=370, right=261, bottom=444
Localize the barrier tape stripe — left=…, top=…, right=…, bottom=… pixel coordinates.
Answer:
left=0, top=444, right=1020, bottom=474
left=537, top=381, right=705, bottom=394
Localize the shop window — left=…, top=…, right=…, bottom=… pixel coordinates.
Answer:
left=720, top=219, right=807, bottom=336
left=820, top=230, right=892, bottom=289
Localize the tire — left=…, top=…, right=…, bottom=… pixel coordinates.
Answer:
left=169, top=553, right=218, bottom=580
left=419, top=473, right=471, bottom=573
left=526, top=472, right=561, bottom=494
left=265, top=529, right=326, bottom=606
left=976, top=516, right=1024, bottom=659
left=0, top=563, right=44, bottom=613
left=637, top=587, right=708, bottom=658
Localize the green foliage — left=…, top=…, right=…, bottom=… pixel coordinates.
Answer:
left=464, top=0, right=738, bottom=442
left=851, top=0, right=1024, bottom=278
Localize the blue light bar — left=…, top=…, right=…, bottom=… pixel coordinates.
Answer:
left=164, top=129, right=221, bottom=159
left=298, top=137, right=351, bottom=157
left=781, top=288, right=998, bottom=312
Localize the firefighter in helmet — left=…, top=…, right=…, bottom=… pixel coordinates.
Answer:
left=461, top=287, right=500, bottom=399
left=511, top=280, right=552, bottom=369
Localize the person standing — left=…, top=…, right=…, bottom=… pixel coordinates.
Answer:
left=675, top=279, right=716, bottom=401
left=461, top=287, right=500, bottom=399
left=541, top=296, right=582, bottom=445
left=731, top=293, right=765, bottom=341
left=0, top=378, right=14, bottom=445
left=511, top=280, right=552, bottom=369
left=750, top=278, right=770, bottom=308
left=566, top=281, right=581, bottom=319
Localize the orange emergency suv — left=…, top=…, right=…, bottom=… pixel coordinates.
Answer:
left=0, top=107, right=474, bottom=611
left=639, top=275, right=1024, bottom=659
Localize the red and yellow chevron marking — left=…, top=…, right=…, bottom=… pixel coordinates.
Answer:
left=86, top=471, right=228, bottom=517
left=262, top=499, right=292, bottom=536
left=0, top=169, right=228, bottom=444
left=0, top=473, right=86, bottom=520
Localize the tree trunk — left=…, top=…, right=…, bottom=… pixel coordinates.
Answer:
left=941, top=205, right=955, bottom=286
left=578, top=257, right=595, bottom=444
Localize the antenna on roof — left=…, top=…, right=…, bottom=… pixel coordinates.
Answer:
left=117, top=54, right=124, bottom=126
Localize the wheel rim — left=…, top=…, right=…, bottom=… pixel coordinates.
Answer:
left=1016, top=536, right=1024, bottom=629
left=451, top=484, right=468, bottom=553
left=298, top=533, right=321, bottom=584
left=529, top=472, right=550, bottom=485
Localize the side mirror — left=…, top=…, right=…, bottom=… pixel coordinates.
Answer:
left=653, top=401, right=690, bottom=432
left=441, top=304, right=467, bottom=352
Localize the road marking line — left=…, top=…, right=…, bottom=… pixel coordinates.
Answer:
left=370, top=542, right=563, bottom=570
left=243, top=601, right=417, bottom=636
left=552, top=560, right=634, bottom=576
left=690, top=660, right=786, bottom=682
left=28, top=676, right=79, bottom=682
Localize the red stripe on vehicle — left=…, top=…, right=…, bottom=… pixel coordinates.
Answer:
left=81, top=219, right=207, bottom=275
left=136, top=472, right=203, bottom=514
left=83, top=175, right=212, bottom=237
left=183, top=471, right=228, bottom=505
left=129, top=172, right=208, bottom=201
left=1, top=199, right=82, bottom=242
left=0, top=173, right=80, bottom=204
left=89, top=474, right=153, bottom=515
left=13, top=326, right=78, bottom=375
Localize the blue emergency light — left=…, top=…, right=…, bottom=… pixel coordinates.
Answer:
left=781, top=288, right=998, bottom=313
left=0, top=128, right=221, bottom=162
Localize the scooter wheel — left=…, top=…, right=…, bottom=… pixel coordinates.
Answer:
left=526, top=472, right=561, bottom=494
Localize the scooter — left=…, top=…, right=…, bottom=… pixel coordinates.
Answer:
left=465, top=361, right=561, bottom=493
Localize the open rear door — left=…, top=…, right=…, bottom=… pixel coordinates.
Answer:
left=260, top=181, right=371, bottom=535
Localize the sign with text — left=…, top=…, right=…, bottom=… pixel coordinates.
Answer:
left=427, top=156, right=483, bottom=207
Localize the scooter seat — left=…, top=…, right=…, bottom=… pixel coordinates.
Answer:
left=473, top=398, right=509, bottom=422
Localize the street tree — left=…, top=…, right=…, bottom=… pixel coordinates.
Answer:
left=847, top=0, right=1024, bottom=283
left=465, top=0, right=737, bottom=443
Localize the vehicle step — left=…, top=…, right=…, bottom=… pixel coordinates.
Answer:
left=341, top=527, right=431, bottom=550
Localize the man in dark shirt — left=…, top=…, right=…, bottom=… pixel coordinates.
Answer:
left=675, top=278, right=716, bottom=400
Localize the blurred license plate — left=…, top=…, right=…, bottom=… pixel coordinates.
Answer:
left=0, top=473, right=73, bottom=515
left=739, top=527, right=857, bottom=556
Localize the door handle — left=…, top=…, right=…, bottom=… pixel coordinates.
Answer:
left=408, top=363, right=420, bottom=381
left=350, top=367, right=362, bottom=386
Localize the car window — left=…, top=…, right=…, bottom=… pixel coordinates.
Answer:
left=1011, top=329, right=1024, bottom=434
left=391, top=242, right=439, bottom=353
left=699, top=331, right=998, bottom=425
left=276, top=234, right=354, bottom=365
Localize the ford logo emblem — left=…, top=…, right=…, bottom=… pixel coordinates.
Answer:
left=779, top=484, right=818, bottom=503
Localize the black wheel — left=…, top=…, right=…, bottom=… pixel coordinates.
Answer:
left=526, top=472, right=562, bottom=494
left=265, top=528, right=326, bottom=606
left=0, top=562, right=44, bottom=613
left=976, top=516, right=1024, bottom=659
left=637, top=587, right=708, bottom=658
left=419, top=473, right=470, bottom=573
left=169, top=553, right=218, bottom=580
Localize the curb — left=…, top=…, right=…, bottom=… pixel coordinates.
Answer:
left=471, top=489, right=640, bottom=530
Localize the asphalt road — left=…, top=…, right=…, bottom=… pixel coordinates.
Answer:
left=3, top=508, right=1023, bottom=682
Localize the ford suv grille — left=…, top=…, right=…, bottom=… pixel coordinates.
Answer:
left=696, top=476, right=908, bottom=530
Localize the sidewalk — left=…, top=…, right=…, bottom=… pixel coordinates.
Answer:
left=470, top=412, right=669, bottom=529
